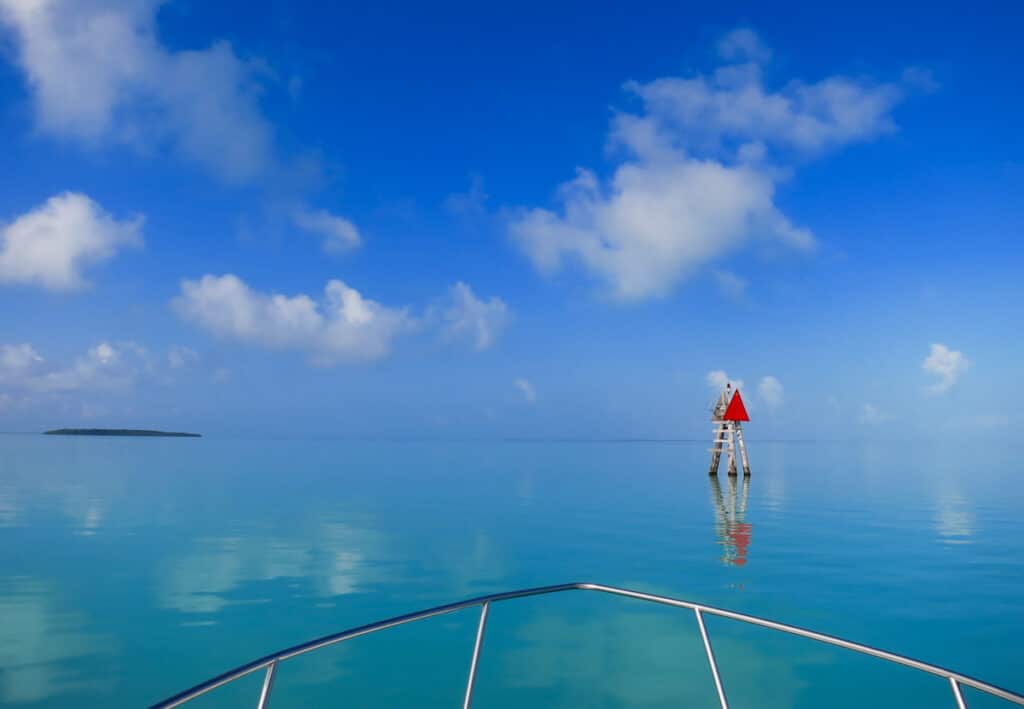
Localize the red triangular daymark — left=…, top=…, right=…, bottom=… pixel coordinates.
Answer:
left=723, top=389, right=750, bottom=421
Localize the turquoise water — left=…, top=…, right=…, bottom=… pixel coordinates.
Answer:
left=1, top=435, right=1022, bottom=708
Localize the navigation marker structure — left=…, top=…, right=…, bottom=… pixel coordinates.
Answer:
left=709, top=384, right=750, bottom=476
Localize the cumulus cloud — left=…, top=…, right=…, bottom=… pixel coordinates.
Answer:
left=922, top=343, right=969, bottom=394
left=292, top=207, right=361, bottom=253
left=167, top=346, right=199, bottom=369
left=435, top=281, right=509, bottom=351
left=717, top=27, right=772, bottom=64
left=510, top=29, right=915, bottom=301
left=174, top=276, right=510, bottom=363
left=444, top=174, right=490, bottom=217
left=33, top=341, right=149, bottom=392
left=758, top=375, right=784, bottom=410
left=0, top=341, right=150, bottom=393
left=0, top=192, right=142, bottom=291
left=706, top=370, right=744, bottom=392
left=0, top=0, right=275, bottom=182
left=859, top=403, right=890, bottom=425
left=511, top=162, right=812, bottom=301
left=623, top=64, right=902, bottom=158
left=0, top=343, right=43, bottom=376
left=713, top=269, right=747, bottom=300
left=514, top=378, right=537, bottom=403
left=172, top=274, right=414, bottom=365
left=0, top=340, right=222, bottom=418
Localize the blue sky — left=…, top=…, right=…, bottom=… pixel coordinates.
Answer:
left=0, top=0, right=1021, bottom=438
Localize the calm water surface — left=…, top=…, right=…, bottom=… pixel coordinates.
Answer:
left=0, top=435, right=1022, bottom=708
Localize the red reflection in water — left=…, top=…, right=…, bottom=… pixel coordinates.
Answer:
left=710, top=476, right=752, bottom=567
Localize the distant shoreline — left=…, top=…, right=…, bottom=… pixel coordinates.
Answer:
left=44, top=428, right=201, bottom=438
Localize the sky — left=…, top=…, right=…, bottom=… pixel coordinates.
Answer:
left=0, top=0, right=1021, bottom=439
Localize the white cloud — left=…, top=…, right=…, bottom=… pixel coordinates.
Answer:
left=624, top=64, right=902, bottom=157
left=173, top=274, right=413, bottom=365
left=901, top=66, right=940, bottom=93
left=436, top=281, right=509, bottom=351
left=32, top=341, right=148, bottom=393
left=292, top=207, right=361, bottom=253
left=175, top=276, right=511, bottom=362
left=445, top=174, right=489, bottom=216
left=515, top=378, right=537, bottom=403
left=510, top=29, right=913, bottom=301
left=511, top=162, right=812, bottom=301
left=0, top=0, right=275, bottom=182
left=0, top=343, right=43, bottom=377
left=0, top=192, right=142, bottom=291
left=0, top=341, right=151, bottom=393
left=706, top=370, right=744, bottom=392
left=758, top=375, right=784, bottom=410
left=859, top=403, right=890, bottom=425
left=713, top=269, right=747, bottom=300
left=922, top=343, right=969, bottom=394
left=0, top=340, right=222, bottom=416
left=717, top=27, right=772, bottom=64
left=167, top=346, right=199, bottom=370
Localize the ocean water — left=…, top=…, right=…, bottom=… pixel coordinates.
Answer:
left=0, top=434, right=1021, bottom=708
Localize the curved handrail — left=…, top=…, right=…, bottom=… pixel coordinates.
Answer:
left=149, top=582, right=1024, bottom=709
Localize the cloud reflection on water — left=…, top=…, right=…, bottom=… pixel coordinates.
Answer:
left=158, top=522, right=387, bottom=616
left=497, top=608, right=803, bottom=708
left=934, top=488, right=974, bottom=545
left=0, top=474, right=110, bottom=536
left=433, top=531, right=509, bottom=597
left=0, top=485, right=16, bottom=527
left=0, top=577, right=112, bottom=703
left=49, top=483, right=108, bottom=537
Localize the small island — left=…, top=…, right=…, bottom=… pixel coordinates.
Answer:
left=44, top=428, right=201, bottom=438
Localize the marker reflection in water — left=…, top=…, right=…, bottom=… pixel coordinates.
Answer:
left=709, top=474, right=752, bottom=567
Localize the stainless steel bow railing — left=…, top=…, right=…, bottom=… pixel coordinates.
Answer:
left=149, top=582, right=1024, bottom=709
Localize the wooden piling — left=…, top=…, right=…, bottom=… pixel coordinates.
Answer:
left=726, top=421, right=738, bottom=476
left=735, top=422, right=751, bottom=476
left=709, top=420, right=728, bottom=475
left=708, top=389, right=729, bottom=475
left=707, top=384, right=751, bottom=476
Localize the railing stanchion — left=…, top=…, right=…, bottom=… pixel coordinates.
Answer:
left=462, top=602, right=490, bottom=709
left=695, top=608, right=729, bottom=709
left=256, top=661, right=278, bottom=709
left=950, top=677, right=968, bottom=709
left=149, top=583, right=1024, bottom=708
